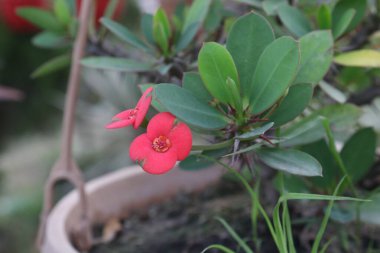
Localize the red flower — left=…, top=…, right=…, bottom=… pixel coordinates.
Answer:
left=106, top=87, right=153, bottom=129
left=130, top=112, right=192, bottom=175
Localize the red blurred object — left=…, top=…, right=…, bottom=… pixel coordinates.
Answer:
left=76, top=0, right=125, bottom=27
left=0, top=0, right=49, bottom=33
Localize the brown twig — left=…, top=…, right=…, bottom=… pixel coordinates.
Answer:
left=36, top=0, right=93, bottom=251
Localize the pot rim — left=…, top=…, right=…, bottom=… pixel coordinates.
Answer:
left=42, top=165, right=223, bottom=253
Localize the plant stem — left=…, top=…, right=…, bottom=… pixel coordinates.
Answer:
left=321, top=117, right=358, bottom=197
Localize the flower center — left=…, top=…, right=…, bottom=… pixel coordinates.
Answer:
left=152, top=135, right=171, bottom=153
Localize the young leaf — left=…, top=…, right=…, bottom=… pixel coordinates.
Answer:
left=334, top=49, right=380, bottom=68
left=332, top=0, right=367, bottom=32
left=182, top=72, right=212, bottom=101
left=176, top=0, right=212, bottom=52
left=31, top=54, right=70, bottom=78
left=100, top=18, right=151, bottom=53
left=227, top=13, right=275, bottom=100
left=201, top=244, right=235, bottom=253
left=198, top=42, right=240, bottom=105
left=269, top=84, right=313, bottom=127
left=249, top=36, right=299, bottom=114
left=340, top=128, right=376, bottom=182
left=294, top=31, right=333, bottom=85
left=17, top=7, right=63, bottom=32
left=332, top=8, right=356, bottom=39
left=155, top=83, right=229, bottom=129
left=54, top=0, right=71, bottom=26
left=153, top=8, right=171, bottom=56
left=257, top=148, right=323, bottom=176
left=81, top=57, right=152, bottom=72
left=317, top=4, right=332, bottom=29
left=277, top=4, right=312, bottom=37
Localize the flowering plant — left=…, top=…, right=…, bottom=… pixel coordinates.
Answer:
left=15, top=0, right=380, bottom=252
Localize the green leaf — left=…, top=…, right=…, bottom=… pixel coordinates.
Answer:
left=282, top=192, right=367, bottom=202
left=294, top=31, right=334, bottom=85
left=17, top=7, right=63, bottom=32
left=334, top=49, right=380, bottom=68
left=31, top=54, right=70, bottom=78
left=301, top=140, right=339, bottom=189
left=54, top=0, right=71, bottom=26
left=257, top=148, right=323, bottom=176
left=176, top=0, right=212, bottom=52
left=237, top=122, right=274, bottom=141
left=215, top=217, right=254, bottom=253
left=155, top=83, right=229, bottom=129
left=179, top=148, right=227, bottom=171
left=262, top=0, right=287, bottom=16
left=227, top=13, right=275, bottom=100
left=332, top=0, right=366, bottom=32
left=357, top=192, right=380, bottom=225
left=249, top=36, right=299, bottom=114
left=81, top=57, right=152, bottom=72
left=269, top=84, right=313, bottom=127
left=32, top=31, right=69, bottom=49
left=332, top=8, right=355, bottom=39
left=281, top=104, right=361, bottom=147
left=317, top=4, right=332, bottom=29
left=153, top=8, right=171, bottom=56
left=182, top=72, right=212, bottom=101
left=141, top=14, right=154, bottom=44
left=318, top=80, right=347, bottom=103
left=198, top=42, right=240, bottom=105
left=233, top=0, right=262, bottom=8
left=277, top=4, right=313, bottom=37
left=341, top=128, right=377, bottom=182
left=100, top=18, right=151, bottom=53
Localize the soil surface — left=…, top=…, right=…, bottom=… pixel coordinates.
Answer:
left=89, top=173, right=380, bottom=253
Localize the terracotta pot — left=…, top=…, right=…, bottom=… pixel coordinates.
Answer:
left=41, top=165, right=223, bottom=253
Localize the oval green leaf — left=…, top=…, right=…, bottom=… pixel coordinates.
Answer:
left=227, top=13, right=275, bottom=98
left=277, top=4, right=312, bottom=37
left=334, top=49, right=380, bottom=68
left=249, top=36, right=299, bottom=114
left=81, top=57, right=152, bottom=72
left=155, top=83, right=229, bottom=129
left=257, top=148, right=323, bottom=176
left=198, top=42, right=240, bottom=105
left=294, top=30, right=333, bottom=85
left=269, top=84, right=313, bottom=127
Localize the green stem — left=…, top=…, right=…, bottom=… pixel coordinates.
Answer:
left=321, top=117, right=358, bottom=197
left=191, top=139, right=234, bottom=151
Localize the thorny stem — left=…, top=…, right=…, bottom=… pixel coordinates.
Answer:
left=37, top=0, right=93, bottom=251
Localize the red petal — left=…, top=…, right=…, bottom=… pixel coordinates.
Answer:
left=106, top=119, right=134, bottom=129
left=169, top=122, right=192, bottom=160
left=147, top=112, right=175, bottom=140
left=142, top=148, right=178, bottom=174
left=129, top=134, right=152, bottom=161
left=112, top=109, right=135, bottom=120
left=134, top=87, right=153, bottom=129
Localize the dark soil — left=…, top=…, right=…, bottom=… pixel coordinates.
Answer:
left=89, top=173, right=380, bottom=253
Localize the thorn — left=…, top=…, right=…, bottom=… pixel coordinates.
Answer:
left=260, top=134, right=274, bottom=146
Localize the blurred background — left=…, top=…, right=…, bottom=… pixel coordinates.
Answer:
left=0, top=0, right=151, bottom=252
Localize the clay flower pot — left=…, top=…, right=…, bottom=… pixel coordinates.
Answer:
left=41, top=165, right=223, bottom=253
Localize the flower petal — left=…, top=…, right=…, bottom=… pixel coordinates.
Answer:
left=169, top=122, right=192, bottom=160
left=106, top=119, right=134, bottom=129
left=142, top=148, right=178, bottom=174
left=147, top=112, right=175, bottom=140
left=129, top=134, right=152, bottom=161
left=112, top=109, right=135, bottom=120
left=134, top=87, right=153, bottom=129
